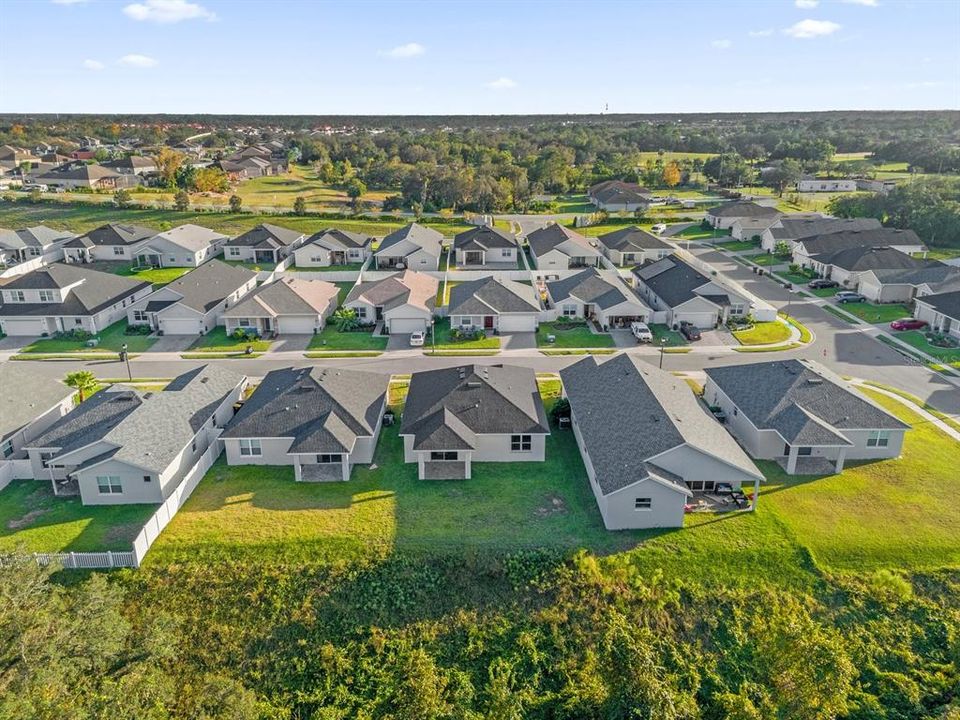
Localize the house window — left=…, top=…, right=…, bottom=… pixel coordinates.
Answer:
left=510, top=434, right=532, bottom=452
left=169, top=256, right=177, bottom=263
left=74, top=319, right=83, bottom=326
left=143, top=475, right=152, bottom=483
left=96, top=476, right=123, bottom=495
left=239, top=438, right=262, bottom=456
left=356, top=307, right=367, bottom=319
left=797, top=447, right=813, bottom=456
left=7, top=290, right=25, bottom=303
left=867, top=430, right=890, bottom=448
left=228, top=247, right=241, bottom=256
left=562, top=304, right=577, bottom=317
left=191, top=440, right=197, bottom=452
left=729, top=304, right=745, bottom=316
left=133, top=310, right=148, bottom=323
left=310, top=255, right=324, bottom=263
left=500, top=248, right=512, bottom=258
left=38, top=290, right=55, bottom=302
left=317, top=453, right=343, bottom=464
left=39, top=451, right=56, bottom=468
left=113, top=247, right=125, bottom=256
left=1, top=439, right=13, bottom=458
left=430, top=451, right=458, bottom=461
left=634, top=497, right=652, bottom=510
left=685, top=480, right=716, bottom=492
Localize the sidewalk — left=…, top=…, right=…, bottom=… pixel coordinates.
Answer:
left=850, top=380, right=960, bottom=442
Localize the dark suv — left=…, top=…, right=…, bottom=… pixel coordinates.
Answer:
left=679, top=321, right=702, bottom=341
left=808, top=278, right=839, bottom=289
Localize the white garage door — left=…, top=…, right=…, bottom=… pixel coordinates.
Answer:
left=498, top=314, right=537, bottom=333
left=1, top=317, right=49, bottom=336
left=674, top=311, right=716, bottom=329
left=160, top=318, right=202, bottom=336
left=387, top=317, right=427, bottom=334
left=278, top=316, right=318, bottom=334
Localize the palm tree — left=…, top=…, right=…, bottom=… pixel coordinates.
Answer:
left=333, top=307, right=360, bottom=332
left=64, top=370, right=98, bottom=403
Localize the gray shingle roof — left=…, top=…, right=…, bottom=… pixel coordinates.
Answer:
left=704, top=359, right=908, bottom=446
left=401, top=364, right=549, bottom=450
left=375, top=223, right=444, bottom=258
left=867, top=263, right=960, bottom=289
left=915, top=289, right=960, bottom=318
left=28, top=389, right=143, bottom=454
left=797, top=228, right=925, bottom=256
left=453, top=225, right=517, bottom=251
left=222, top=367, right=388, bottom=454
left=0, top=263, right=150, bottom=318
left=597, top=226, right=671, bottom=252
left=526, top=224, right=600, bottom=259
left=158, top=259, right=256, bottom=314
left=306, top=228, right=373, bottom=251
left=0, top=225, right=75, bottom=250
left=37, top=164, right=121, bottom=182
left=65, top=223, right=154, bottom=248
left=633, top=255, right=715, bottom=307
left=222, top=277, right=339, bottom=318
left=546, top=268, right=640, bottom=310
left=560, top=354, right=760, bottom=496
left=447, top=276, right=539, bottom=316
left=812, top=246, right=933, bottom=272
left=226, top=224, right=304, bottom=249
left=0, top=365, right=74, bottom=441
left=345, top=270, right=438, bottom=313
left=149, top=224, right=227, bottom=252
left=770, top=217, right=881, bottom=241
left=706, top=201, right=781, bottom=219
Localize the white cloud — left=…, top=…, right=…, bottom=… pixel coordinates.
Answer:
left=123, top=0, right=215, bottom=23
left=795, top=0, right=819, bottom=7
left=119, top=54, right=158, bottom=68
left=485, top=77, right=517, bottom=90
left=783, top=19, right=841, bottom=38
left=711, top=39, right=732, bottom=49
left=82, top=59, right=105, bottom=70
left=748, top=29, right=774, bottom=37
left=842, top=0, right=878, bottom=5
left=380, top=42, right=425, bottom=59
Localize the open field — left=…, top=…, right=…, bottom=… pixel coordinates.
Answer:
left=20, top=319, right=155, bottom=354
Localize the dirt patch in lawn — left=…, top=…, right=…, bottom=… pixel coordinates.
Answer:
left=534, top=494, right=568, bottom=518
left=103, top=522, right=144, bottom=544
left=7, top=508, right=50, bottom=531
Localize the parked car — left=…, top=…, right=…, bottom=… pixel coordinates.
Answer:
left=22, top=182, right=48, bottom=192
left=835, top=291, right=866, bottom=304
left=679, top=321, right=702, bottom=341
left=650, top=223, right=667, bottom=234
left=808, top=278, right=839, bottom=289
left=630, top=321, right=653, bottom=343
left=890, top=318, right=928, bottom=331
left=409, top=330, right=425, bottom=347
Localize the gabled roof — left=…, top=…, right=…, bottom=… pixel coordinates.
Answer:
left=589, top=179, right=650, bottom=197
left=796, top=228, right=925, bottom=256
left=633, top=255, right=715, bottom=307
left=705, top=359, right=908, bottom=447
left=447, top=276, right=539, bottom=316
left=915, top=289, right=960, bottom=319
left=376, top=223, right=444, bottom=258
left=866, top=263, right=960, bottom=290
left=706, top=201, right=781, bottom=219
left=560, top=354, right=760, bottom=496
left=769, top=216, right=880, bottom=241
left=0, top=225, right=75, bottom=250
left=225, top=223, right=304, bottom=249
left=547, top=268, right=646, bottom=311
left=155, top=259, right=256, bottom=314
left=222, top=367, right=388, bottom=454
left=65, top=223, right=154, bottom=248
left=345, top=270, right=438, bottom=313
left=27, top=389, right=142, bottom=455
left=0, top=365, right=74, bottom=441
left=812, top=245, right=933, bottom=272
left=0, top=264, right=150, bottom=317
left=222, top=277, right=339, bottom=319
left=102, top=156, right=156, bottom=170
left=306, top=228, right=374, bottom=251
left=593, top=185, right=652, bottom=206
left=37, top=164, right=121, bottom=182
left=148, top=224, right=227, bottom=252
left=401, top=364, right=549, bottom=450
left=597, top=226, right=671, bottom=253
left=526, top=224, right=600, bottom=259
left=453, top=225, right=517, bottom=251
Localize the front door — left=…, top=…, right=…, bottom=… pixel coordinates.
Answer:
left=484, top=315, right=494, bottom=329
left=263, top=317, right=272, bottom=332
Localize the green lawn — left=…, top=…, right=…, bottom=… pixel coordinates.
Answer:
left=20, top=320, right=156, bottom=354
left=924, top=248, right=960, bottom=261
left=113, top=265, right=191, bottom=286
left=821, top=304, right=859, bottom=324
left=188, top=327, right=272, bottom=353
left=676, top=225, right=731, bottom=241
left=536, top=321, right=615, bottom=348
left=894, top=330, right=960, bottom=366
left=778, top=272, right=814, bottom=286
left=431, top=317, right=501, bottom=350
left=334, top=281, right=356, bottom=304
left=809, top=286, right=840, bottom=297
left=550, top=194, right=594, bottom=214
left=222, top=259, right=277, bottom=271
left=836, top=302, right=911, bottom=324
left=307, top=325, right=388, bottom=351
left=0, top=481, right=156, bottom=553
left=714, top=239, right=759, bottom=252
left=435, top=281, right=459, bottom=307
left=732, top=320, right=792, bottom=346
left=292, top=262, right=365, bottom=272
left=650, top=323, right=687, bottom=347
left=749, top=253, right=785, bottom=267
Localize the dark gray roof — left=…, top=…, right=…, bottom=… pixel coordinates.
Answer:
left=525, top=224, right=599, bottom=258
left=867, top=264, right=960, bottom=289
left=401, top=364, right=549, bottom=451
left=37, top=164, right=121, bottom=182
left=593, top=185, right=652, bottom=206
left=102, top=156, right=155, bottom=170
left=598, top=226, right=671, bottom=252
left=0, top=365, right=74, bottom=441
left=770, top=217, right=881, bottom=241
left=158, top=260, right=257, bottom=313
left=546, top=268, right=639, bottom=310
left=706, top=201, right=781, bottom=219
left=0, top=225, right=75, bottom=250
left=27, top=389, right=142, bottom=454
left=376, top=223, right=444, bottom=258
left=796, top=228, right=925, bottom=256
left=64, top=223, right=154, bottom=248
left=560, top=354, right=760, bottom=496
left=222, top=367, right=387, bottom=454
left=705, top=359, right=908, bottom=446
left=453, top=225, right=517, bottom=251
left=226, top=223, right=304, bottom=249
left=812, top=246, right=933, bottom=272
left=306, top=228, right=373, bottom=251
left=632, top=255, right=715, bottom=307
left=915, top=289, right=960, bottom=318
left=447, top=276, right=539, bottom=316
left=0, top=263, right=150, bottom=318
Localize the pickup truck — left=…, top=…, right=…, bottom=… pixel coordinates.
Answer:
left=630, top=321, right=653, bottom=343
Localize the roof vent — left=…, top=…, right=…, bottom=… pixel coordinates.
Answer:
left=143, top=392, right=154, bottom=400
left=201, top=377, right=209, bottom=383
left=807, top=378, right=823, bottom=385
left=466, top=381, right=482, bottom=388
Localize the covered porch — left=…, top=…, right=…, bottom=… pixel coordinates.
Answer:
left=779, top=442, right=848, bottom=475
left=294, top=453, right=350, bottom=482
left=418, top=450, right=472, bottom=480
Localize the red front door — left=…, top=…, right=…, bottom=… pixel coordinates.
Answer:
left=484, top=315, right=494, bottom=329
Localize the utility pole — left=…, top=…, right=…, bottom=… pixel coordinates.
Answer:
left=659, top=337, right=667, bottom=369
left=119, top=343, right=132, bottom=382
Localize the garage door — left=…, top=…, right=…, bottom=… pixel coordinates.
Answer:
left=278, top=316, right=318, bottom=334
left=387, top=317, right=427, bottom=334
left=1, top=317, right=48, bottom=336
left=160, top=318, right=202, bottom=336
left=673, top=311, right=716, bottom=329
left=498, top=314, right=537, bottom=333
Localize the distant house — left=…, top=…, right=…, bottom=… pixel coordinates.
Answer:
left=545, top=268, right=650, bottom=329
left=400, top=364, right=550, bottom=480
left=23, top=366, right=245, bottom=505
left=294, top=229, right=374, bottom=268
left=222, top=224, right=306, bottom=265
left=792, top=228, right=927, bottom=270
left=0, top=225, right=75, bottom=266
left=1, top=364, right=75, bottom=461
left=222, top=277, right=340, bottom=336
left=729, top=216, right=781, bottom=242
left=526, top=224, right=602, bottom=270
left=561, top=354, right=763, bottom=530
left=797, top=178, right=858, bottom=193
left=596, top=226, right=672, bottom=267
left=126, top=260, right=257, bottom=335
left=102, top=156, right=157, bottom=176
left=221, top=367, right=388, bottom=482
left=134, top=224, right=228, bottom=268
left=37, top=163, right=137, bottom=191
left=859, top=264, right=960, bottom=304
left=63, top=223, right=155, bottom=263
left=0, top=264, right=152, bottom=336
left=856, top=178, right=897, bottom=194
left=760, top=216, right=880, bottom=253
left=343, top=269, right=438, bottom=334
left=705, top=201, right=781, bottom=230
left=913, top=290, right=960, bottom=341
left=374, top=223, right=444, bottom=270
left=807, top=245, right=934, bottom=289
left=453, top=226, right=519, bottom=267
left=588, top=180, right=653, bottom=212
left=704, top=359, right=909, bottom=474
left=448, top=276, right=541, bottom=333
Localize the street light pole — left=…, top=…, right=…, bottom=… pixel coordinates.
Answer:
left=659, top=337, right=667, bottom=369
left=120, top=343, right=132, bottom=382
left=431, top=318, right=435, bottom=354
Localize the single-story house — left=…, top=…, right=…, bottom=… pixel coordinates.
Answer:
left=374, top=223, right=444, bottom=270
left=793, top=228, right=927, bottom=270
left=760, top=216, right=879, bottom=253
left=448, top=276, right=541, bottom=333
left=1, top=364, right=75, bottom=461
left=101, top=156, right=157, bottom=176
left=400, top=364, right=550, bottom=480
left=705, top=201, right=781, bottom=230
left=526, top=224, right=602, bottom=270
left=222, top=224, right=307, bottom=265
left=561, top=354, right=763, bottom=530
left=221, top=366, right=388, bottom=482
left=632, top=254, right=750, bottom=328
left=36, top=163, right=138, bottom=191
left=0, top=225, right=75, bottom=266
left=343, top=269, right=438, bottom=334
left=545, top=268, right=651, bottom=329
left=453, top=226, right=519, bottom=267
left=222, top=277, right=340, bottom=336
left=704, top=359, right=909, bottom=474
left=856, top=178, right=897, bottom=194
left=729, top=216, right=781, bottom=242
left=588, top=180, right=653, bottom=212
left=914, top=290, right=960, bottom=341
left=23, top=365, right=245, bottom=504
left=126, top=259, right=257, bottom=335
left=63, top=223, right=155, bottom=263
left=859, top=264, right=960, bottom=304
left=595, top=226, right=672, bottom=267
left=807, top=245, right=935, bottom=289
left=294, top=228, right=374, bottom=268
left=0, top=263, right=152, bottom=337
left=134, top=224, right=228, bottom=268
left=797, top=178, right=858, bottom=193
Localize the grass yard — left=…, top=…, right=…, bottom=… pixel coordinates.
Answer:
left=894, top=330, right=960, bottom=366
left=714, top=239, right=759, bottom=252
left=809, top=286, right=840, bottom=297
left=334, top=281, right=356, bottom=304
left=650, top=323, right=687, bottom=347
left=20, top=320, right=156, bottom=354
left=222, top=259, right=276, bottom=271
left=821, top=304, right=859, bottom=324
left=924, top=247, right=960, bottom=261
left=732, top=320, right=792, bottom=346
left=308, top=325, right=388, bottom=351
left=778, top=271, right=814, bottom=286
left=551, top=194, right=594, bottom=214
left=748, top=253, right=785, bottom=267
left=431, top=317, right=501, bottom=350
left=536, top=321, right=615, bottom=348
left=435, top=280, right=459, bottom=307
left=836, top=302, right=911, bottom=324
left=292, top=262, right=365, bottom=273
left=113, top=265, right=191, bottom=286
left=188, top=327, right=272, bottom=353
left=0, top=481, right=156, bottom=553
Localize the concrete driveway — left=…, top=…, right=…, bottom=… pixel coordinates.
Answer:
left=269, top=334, right=314, bottom=352
left=501, top=332, right=537, bottom=350
left=387, top=333, right=414, bottom=351
left=149, top=335, right=195, bottom=352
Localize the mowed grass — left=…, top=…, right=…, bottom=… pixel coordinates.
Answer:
left=21, top=320, right=155, bottom=354
left=308, top=326, right=388, bottom=351
left=749, top=253, right=786, bottom=267
left=732, top=321, right=792, bottom=346
left=836, top=302, right=911, bottom=324
left=113, top=265, right=191, bottom=286
left=189, top=327, right=272, bottom=353
left=0, top=481, right=156, bottom=553
left=536, top=322, right=615, bottom=348
left=714, top=239, right=759, bottom=252
left=432, top=318, right=501, bottom=350
left=894, top=330, right=960, bottom=366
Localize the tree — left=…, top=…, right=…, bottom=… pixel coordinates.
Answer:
left=345, top=178, right=367, bottom=210
left=28, top=188, right=42, bottom=203
left=229, top=194, right=243, bottom=213
left=766, top=158, right=803, bottom=196
left=661, top=162, right=681, bottom=188
left=153, top=147, right=185, bottom=188
left=191, top=167, right=229, bottom=193
left=293, top=195, right=307, bottom=216
left=703, top=153, right=755, bottom=187
left=113, top=188, right=132, bottom=208
left=64, top=370, right=98, bottom=403
left=174, top=190, right=190, bottom=211
left=333, top=307, right=360, bottom=331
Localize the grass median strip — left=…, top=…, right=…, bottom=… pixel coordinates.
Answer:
left=733, top=342, right=803, bottom=353
left=732, top=320, right=791, bottom=346
left=860, top=381, right=960, bottom=434
left=304, top=351, right=384, bottom=358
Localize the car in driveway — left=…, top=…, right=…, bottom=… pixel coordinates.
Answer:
left=630, top=321, right=653, bottom=343
left=409, top=330, right=426, bottom=347
left=808, top=278, right=839, bottom=289
left=890, top=318, right=928, bottom=331
left=835, top=291, right=866, bottom=304
left=650, top=223, right=667, bottom=234
left=678, top=321, right=702, bottom=341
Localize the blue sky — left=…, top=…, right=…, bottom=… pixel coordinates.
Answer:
left=1, top=0, right=957, bottom=114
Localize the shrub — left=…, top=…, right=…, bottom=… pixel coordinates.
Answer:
left=229, top=194, right=243, bottom=212
left=174, top=190, right=190, bottom=211
left=293, top=196, right=307, bottom=215
left=231, top=328, right=259, bottom=342
left=29, top=188, right=42, bottom=203
left=57, top=328, right=93, bottom=342
left=113, top=188, right=132, bottom=208
left=124, top=324, right=152, bottom=336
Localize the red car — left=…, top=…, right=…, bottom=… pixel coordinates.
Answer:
left=890, top=318, right=928, bottom=331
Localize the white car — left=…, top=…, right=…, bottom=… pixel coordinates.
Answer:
left=651, top=223, right=667, bottom=234
left=630, top=321, right=653, bottom=343
left=409, top=330, right=426, bottom=347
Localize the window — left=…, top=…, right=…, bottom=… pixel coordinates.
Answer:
left=113, top=246, right=125, bottom=256
left=228, top=246, right=241, bottom=256
left=239, top=438, right=262, bottom=456
left=169, top=256, right=177, bottom=263
left=191, top=440, right=197, bottom=452
left=562, top=304, right=577, bottom=317
left=500, top=248, right=512, bottom=258
left=39, top=451, right=56, bottom=468
left=235, top=319, right=251, bottom=327
left=797, top=447, right=813, bottom=456
left=867, top=430, right=890, bottom=448
left=74, top=319, right=83, bottom=326
left=143, top=475, right=152, bottom=483
left=1, top=439, right=13, bottom=459
left=133, top=310, right=148, bottom=323
left=430, top=451, right=458, bottom=461
left=317, top=453, right=343, bottom=464
left=96, top=476, right=123, bottom=495
left=634, top=497, right=652, bottom=510
left=729, top=304, right=745, bottom=316
left=686, top=480, right=715, bottom=492
left=510, top=434, right=532, bottom=452
left=356, top=307, right=368, bottom=319
left=38, top=290, right=55, bottom=302
left=7, top=290, right=25, bottom=303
